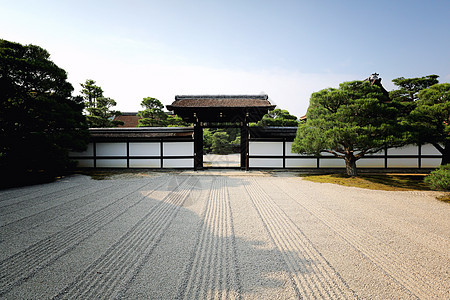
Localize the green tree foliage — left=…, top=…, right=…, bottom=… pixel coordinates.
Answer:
left=203, top=128, right=239, bottom=154
left=253, top=108, right=299, bottom=127
left=166, top=114, right=190, bottom=127
left=231, top=135, right=241, bottom=147
left=203, top=128, right=213, bottom=153
left=390, top=75, right=450, bottom=165
left=0, top=39, right=89, bottom=186
left=138, top=97, right=189, bottom=127
left=390, top=75, right=440, bottom=132
left=411, top=83, right=450, bottom=165
left=80, top=79, right=123, bottom=127
left=211, top=131, right=232, bottom=155
left=292, top=80, right=404, bottom=176
left=424, top=164, right=450, bottom=190
left=137, top=97, right=167, bottom=127
left=80, top=79, right=103, bottom=107
left=390, top=75, right=439, bottom=102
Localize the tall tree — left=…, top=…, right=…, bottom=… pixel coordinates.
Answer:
left=410, top=83, right=450, bottom=165
left=0, top=39, right=89, bottom=185
left=80, top=79, right=122, bottom=127
left=292, top=80, right=404, bottom=176
left=137, top=97, right=189, bottom=127
left=255, top=108, right=299, bottom=127
left=390, top=75, right=439, bottom=102
left=137, top=97, right=168, bottom=127
left=390, top=75, right=444, bottom=154
left=80, top=79, right=103, bottom=108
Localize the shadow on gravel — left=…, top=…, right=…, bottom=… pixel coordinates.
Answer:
left=0, top=175, right=346, bottom=299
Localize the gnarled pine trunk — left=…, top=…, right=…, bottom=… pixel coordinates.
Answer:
left=344, top=153, right=358, bottom=176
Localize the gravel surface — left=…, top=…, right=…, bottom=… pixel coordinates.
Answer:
left=0, top=172, right=448, bottom=299
left=203, top=154, right=240, bottom=168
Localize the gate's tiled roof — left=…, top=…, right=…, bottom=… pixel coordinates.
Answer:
left=168, top=95, right=273, bottom=109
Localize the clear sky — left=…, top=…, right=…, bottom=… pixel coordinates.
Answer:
left=1, top=0, right=449, bottom=117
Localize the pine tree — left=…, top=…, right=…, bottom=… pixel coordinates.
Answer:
left=80, top=79, right=123, bottom=127
left=0, top=39, right=89, bottom=185
left=292, top=80, right=404, bottom=176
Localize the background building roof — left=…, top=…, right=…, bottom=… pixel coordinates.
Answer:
left=113, top=112, right=141, bottom=128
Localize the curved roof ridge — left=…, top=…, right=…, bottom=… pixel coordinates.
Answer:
left=175, top=94, right=268, bottom=100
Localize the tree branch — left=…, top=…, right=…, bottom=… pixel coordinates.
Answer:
left=322, top=150, right=345, bottom=158
left=356, top=146, right=385, bottom=159
left=354, top=150, right=367, bottom=159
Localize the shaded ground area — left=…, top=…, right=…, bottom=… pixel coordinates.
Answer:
left=0, top=171, right=448, bottom=299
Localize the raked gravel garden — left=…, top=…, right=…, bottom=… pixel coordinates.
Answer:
left=0, top=171, right=448, bottom=299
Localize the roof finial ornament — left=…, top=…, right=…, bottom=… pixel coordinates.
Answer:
left=369, top=73, right=379, bottom=82
left=364, top=72, right=382, bottom=86
left=363, top=73, right=389, bottom=98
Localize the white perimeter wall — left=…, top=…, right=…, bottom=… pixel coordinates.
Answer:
left=71, top=141, right=442, bottom=169
left=248, top=141, right=442, bottom=169
left=70, top=141, right=194, bottom=168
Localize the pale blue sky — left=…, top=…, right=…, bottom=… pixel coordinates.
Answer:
left=1, top=0, right=449, bottom=116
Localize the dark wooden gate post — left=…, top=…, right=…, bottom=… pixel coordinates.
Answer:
left=194, top=122, right=203, bottom=170
left=240, top=122, right=249, bottom=170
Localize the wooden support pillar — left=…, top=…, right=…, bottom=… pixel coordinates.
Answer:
left=126, top=140, right=130, bottom=169
left=93, top=141, right=97, bottom=168
left=194, top=122, right=203, bottom=170
left=160, top=138, right=164, bottom=168
left=241, top=122, right=249, bottom=170
left=384, top=145, right=388, bottom=169
left=418, top=143, right=422, bottom=169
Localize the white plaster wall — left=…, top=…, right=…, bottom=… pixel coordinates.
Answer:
left=129, top=159, right=161, bottom=168
left=285, top=142, right=311, bottom=156
left=285, top=141, right=295, bottom=155
left=421, top=144, right=441, bottom=155
left=163, top=159, right=194, bottom=168
left=388, top=158, right=418, bottom=168
left=285, top=142, right=386, bottom=157
left=96, top=143, right=127, bottom=156
left=388, top=145, right=418, bottom=155
left=249, top=142, right=283, bottom=156
left=356, top=158, right=385, bottom=168
left=285, top=158, right=317, bottom=168
left=96, top=159, right=127, bottom=168
left=249, top=158, right=283, bottom=168
left=70, top=141, right=442, bottom=169
left=421, top=158, right=441, bottom=168
left=129, top=143, right=160, bottom=156
left=319, top=159, right=346, bottom=168
left=163, top=142, right=194, bottom=156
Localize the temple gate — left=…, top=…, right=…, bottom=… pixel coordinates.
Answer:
left=167, top=95, right=276, bottom=170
